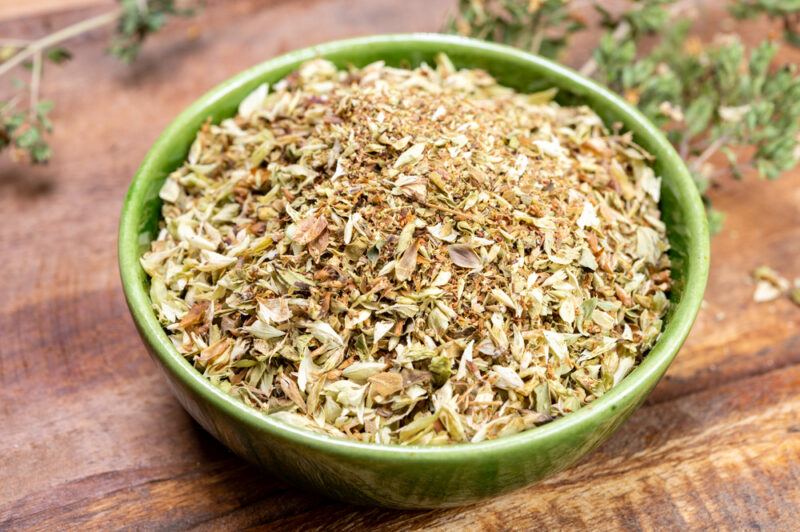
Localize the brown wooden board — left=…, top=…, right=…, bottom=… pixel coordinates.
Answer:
left=0, top=0, right=798, bottom=529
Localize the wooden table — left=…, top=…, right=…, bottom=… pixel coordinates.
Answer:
left=1, top=1, right=798, bottom=529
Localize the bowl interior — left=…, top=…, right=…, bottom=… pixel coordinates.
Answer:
left=119, top=34, right=709, bottom=455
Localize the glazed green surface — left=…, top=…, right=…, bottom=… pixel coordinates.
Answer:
left=118, top=34, right=709, bottom=508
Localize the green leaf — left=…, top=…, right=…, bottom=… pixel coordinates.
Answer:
left=684, top=95, right=715, bottom=136
left=706, top=207, right=726, bottom=235
left=109, top=0, right=194, bottom=63
left=721, top=146, right=743, bottom=179
left=429, top=355, right=452, bottom=387
left=5, top=112, right=26, bottom=131
left=446, top=0, right=582, bottom=59
left=691, top=169, right=710, bottom=195
left=15, top=127, right=41, bottom=148
left=624, top=1, right=671, bottom=35
left=30, top=142, right=52, bottom=163
left=46, top=46, right=73, bottom=64
left=36, top=100, right=54, bottom=115
left=784, top=27, right=800, bottom=47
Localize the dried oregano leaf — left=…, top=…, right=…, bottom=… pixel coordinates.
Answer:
left=143, top=56, right=671, bottom=445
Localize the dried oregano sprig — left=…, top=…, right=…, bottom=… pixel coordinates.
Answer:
left=143, top=57, right=671, bottom=444
left=0, top=0, right=195, bottom=164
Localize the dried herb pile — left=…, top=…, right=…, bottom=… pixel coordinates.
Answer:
left=143, top=56, right=671, bottom=445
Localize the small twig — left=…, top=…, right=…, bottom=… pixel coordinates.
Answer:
left=29, top=50, right=42, bottom=118
left=0, top=39, right=31, bottom=47
left=0, top=9, right=121, bottom=78
left=0, top=94, right=21, bottom=113
left=707, top=166, right=731, bottom=182
left=529, top=11, right=544, bottom=54
left=689, top=135, right=730, bottom=173
left=679, top=136, right=690, bottom=160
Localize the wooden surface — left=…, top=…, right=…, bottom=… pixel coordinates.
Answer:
left=1, top=1, right=799, bottom=529
left=0, top=0, right=112, bottom=22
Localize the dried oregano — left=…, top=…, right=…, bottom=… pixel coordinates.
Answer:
left=142, top=56, right=671, bottom=445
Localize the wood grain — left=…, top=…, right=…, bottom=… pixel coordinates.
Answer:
left=0, top=0, right=113, bottom=22
left=0, top=0, right=798, bottom=529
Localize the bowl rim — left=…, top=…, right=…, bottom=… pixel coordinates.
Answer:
left=118, top=33, right=709, bottom=461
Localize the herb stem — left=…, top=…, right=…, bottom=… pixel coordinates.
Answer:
left=679, top=136, right=690, bottom=160
left=690, top=135, right=730, bottom=173
left=0, top=94, right=21, bottom=113
left=29, top=50, right=42, bottom=118
left=0, top=39, right=31, bottom=47
left=0, top=9, right=121, bottom=78
left=707, top=167, right=730, bottom=181
left=529, top=11, right=544, bottom=55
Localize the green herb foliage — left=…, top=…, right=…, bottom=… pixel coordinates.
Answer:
left=0, top=0, right=194, bottom=164
left=0, top=99, right=53, bottom=163
left=447, top=0, right=585, bottom=57
left=111, top=0, right=194, bottom=63
left=449, top=0, right=800, bottom=232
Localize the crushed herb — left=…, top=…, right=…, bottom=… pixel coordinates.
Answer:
left=751, top=264, right=799, bottom=306
left=142, top=56, right=672, bottom=445
left=791, top=282, right=800, bottom=307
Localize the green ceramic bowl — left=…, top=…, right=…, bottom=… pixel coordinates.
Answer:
left=119, top=34, right=709, bottom=509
